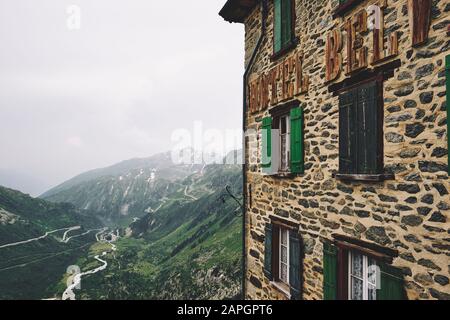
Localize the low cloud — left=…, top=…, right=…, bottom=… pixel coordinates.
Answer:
left=0, top=0, right=244, bottom=195
left=65, top=136, right=84, bottom=148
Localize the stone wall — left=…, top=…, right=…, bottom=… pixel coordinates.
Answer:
left=243, top=0, right=449, bottom=300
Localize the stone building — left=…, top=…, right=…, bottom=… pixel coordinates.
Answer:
left=219, top=0, right=449, bottom=300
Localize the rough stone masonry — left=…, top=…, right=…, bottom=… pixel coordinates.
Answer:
left=221, top=0, right=449, bottom=300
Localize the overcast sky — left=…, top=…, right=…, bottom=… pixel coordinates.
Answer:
left=0, top=0, right=244, bottom=196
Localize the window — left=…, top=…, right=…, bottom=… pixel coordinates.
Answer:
left=334, top=0, right=364, bottom=18
left=263, top=221, right=302, bottom=299
left=279, top=228, right=290, bottom=284
left=337, top=81, right=385, bottom=179
left=323, top=241, right=405, bottom=300
left=261, top=105, right=304, bottom=175
left=273, top=0, right=295, bottom=56
left=348, top=252, right=377, bottom=300
left=279, top=115, right=290, bottom=172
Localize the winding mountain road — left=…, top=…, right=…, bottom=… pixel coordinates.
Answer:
left=184, top=185, right=198, bottom=201
left=147, top=197, right=168, bottom=214
left=0, top=226, right=81, bottom=249
left=62, top=228, right=105, bottom=244
left=62, top=255, right=108, bottom=301
left=0, top=226, right=109, bottom=273
left=62, top=228, right=118, bottom=300
left=61, top=227, right=81, bottom=242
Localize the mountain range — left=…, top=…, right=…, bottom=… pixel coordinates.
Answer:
left=0, top=150, right=243, bottom=300
left=0, top=186, right=102, bottom=299
left=41, top=152, right=205, bottom=225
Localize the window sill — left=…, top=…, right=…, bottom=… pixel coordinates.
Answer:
left=333, top=0, right=364, bottom=18
left=270, top=38, right=299, bottom=62
left=270, top=281, right=291, bottom=299
left=274, top=172, right=294, bottom=178
left=262, top=172, right=298, bottom=179
left=334, top=173, right=395, bottom=182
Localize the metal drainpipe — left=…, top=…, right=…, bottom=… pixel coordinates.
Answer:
left=242, top=0, right=267, bottom=300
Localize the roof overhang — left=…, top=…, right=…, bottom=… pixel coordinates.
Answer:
left=219, top=0, right=260, bottom=24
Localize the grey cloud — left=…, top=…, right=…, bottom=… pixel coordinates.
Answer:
left=0, top=0, right=244, bottom=196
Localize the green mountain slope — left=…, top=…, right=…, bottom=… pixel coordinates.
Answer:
left=0, top=186, right=102, bottom=299
left=2, top=151, right=243, bottom=300
left=41, top=152, right=205, bottom=226
left=41, top=152, right=176, bottom=198
left=53, top=163, right=243, bottom=300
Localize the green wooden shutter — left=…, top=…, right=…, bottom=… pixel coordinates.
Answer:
left=290, top=107, right=304, bottom=174
left=274, top=0, right=282, bottom=53
left=264, top=224, right=273, bottom=280
left=262, top=117, right=272, bottom=169
left=339, top=89, right=357, bottom=174
left=323, top=242, right=338, bottom=300
left=356, top=81, right=379, bottom=174
left=281, top=0, right=292, bottom=49
left=289, top=231, right=302, bottom=300
left=446, top=55, right=450, bottom=175
left=377, top=264, right=405, bottom=300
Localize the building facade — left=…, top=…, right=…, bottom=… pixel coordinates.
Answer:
left=220, top=0, right=450, bottom=300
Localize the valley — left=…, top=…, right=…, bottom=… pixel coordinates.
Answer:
left=62, top=228, right=118, bottom=300
left=0, top=151, right=243, bottom=300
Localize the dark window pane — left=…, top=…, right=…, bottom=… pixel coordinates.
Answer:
left=339, top=81, right=381, bottom=175
left=281, top=117, right=287, bottom=134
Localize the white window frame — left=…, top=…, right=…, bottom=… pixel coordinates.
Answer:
left=279, top=115, right=291, bottom=173
left=279, top=227, right=290, bottom=284
left=348, top=251, right=377, bottom=300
